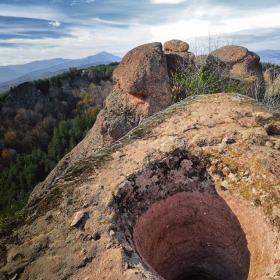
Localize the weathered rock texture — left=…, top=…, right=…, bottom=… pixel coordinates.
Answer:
left=28, top=42, right=172, bottom=206
left=1, top=93, right=280, bottom=280
left=164, top=40, right=195, bottom=75
left=164, top=39, right=189, bottom=52
left=266, top=74, right=280, bottom=97
left=209, top=45, right=265, bottom=100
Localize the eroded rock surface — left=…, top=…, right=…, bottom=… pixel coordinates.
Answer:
left=266, top=74, right=280, bottom=97
left=263, top=67, right=280, bottom=85
left=1, top=93, right=280, bottom=280
left=209, top=45, right=265, bottom=100
left=164, top=40, right=195, bottom=76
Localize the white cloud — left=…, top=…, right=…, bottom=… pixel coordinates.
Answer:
left=150, top=0, right=185, bottom=4
left=150, top=4, right=280, bottom=45
left=0, top=23, right=151, bottom=65
left=48, top=21, right=61, bottom=27
left=0, top=4, right=65, bottom=21
left=92, top=17, right=127, bottom=26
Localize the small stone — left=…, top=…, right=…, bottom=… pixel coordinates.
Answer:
left=265, top=141, right=273, bottom=148
left=70, top=211, right=85, bottom=227
left=275, top=140, right=280, bottom=150
left=109, top=230, right=115, bottom=237
left=222, top=137, right=235, bottom=144
left=221, top=181, right=229, bottom=190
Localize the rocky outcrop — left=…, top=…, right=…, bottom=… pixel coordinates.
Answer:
left=113, top=42, right=171, bottom=113
left=28, top=42, right=172, bottom=206
left=266, top=74, right=280, bottom=96
left=164, top=39, right=189, bottom=52
left=264, top=67, right=280, bottom=85
left=208, top=45, right=265, bottom=100
left=1, top=93, right=280, bottom=280
left=164, top=39, right=195, bottom=75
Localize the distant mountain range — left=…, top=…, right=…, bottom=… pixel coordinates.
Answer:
left=255, top=49, right=280, bottom=64
left=0, top=51, right=121, bottom=93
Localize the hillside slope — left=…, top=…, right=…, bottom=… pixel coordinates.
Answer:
left=0, top=52, right=121, bottom=93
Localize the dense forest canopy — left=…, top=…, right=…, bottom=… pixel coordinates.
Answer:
left=0, top=62, right=119, bottom=225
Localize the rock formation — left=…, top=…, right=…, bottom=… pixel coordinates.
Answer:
left=1, top=41, right=280, bottom=280
left=263, top=67, right=280, bottom=85
left=28, top=42, right=172, bottom=206
left=1, top=93, right=280, bottom=280
left=164, top=39, right=195, bottom=75
left=208, top=45, right=265, bottom=100
left=266, top=74, right=280, bottom=96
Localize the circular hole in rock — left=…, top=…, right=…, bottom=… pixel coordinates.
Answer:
left=133, top=192, right=250, bottom=280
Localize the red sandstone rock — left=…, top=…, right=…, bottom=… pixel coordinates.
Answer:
left=266, top=74, right=280, bottom=96
left=163, top=40, right=195, bottom=79
left=164, top=39, right=189, bottom=52
left=209, top=45, right=265, bottom=100
left=113, top=42, right=171, bottom=101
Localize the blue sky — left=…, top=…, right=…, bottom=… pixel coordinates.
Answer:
left=0, top=0, right=280, bottom=65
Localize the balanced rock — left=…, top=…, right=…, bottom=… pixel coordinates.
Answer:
left=164, top=39, right=195, bottom=76
left=1, top=93, right=280, bottom=280
left=164, top=39, right=189, bottom=52
left=113, top=42, right=171, bottom=102
left=209, top=45, right=265, bottom=100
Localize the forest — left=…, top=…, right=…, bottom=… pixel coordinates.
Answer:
left=0, top=62, right=119, bottom=225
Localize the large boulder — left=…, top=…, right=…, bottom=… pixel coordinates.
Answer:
left=113, top=42, right=171, bottom=113
left=28, top=42, right=172, bottom=205
left=1, top=93, right=280, bottom=280
left=208, top=45, right=265, bottom=100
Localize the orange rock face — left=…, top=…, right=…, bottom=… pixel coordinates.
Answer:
left=210, top=45, right=248, bottom=64
left=114, top=42, right=171, bottom=100
left=209, top=45, right=265, bottom=100
left=164, top=39, right=189, bottom=52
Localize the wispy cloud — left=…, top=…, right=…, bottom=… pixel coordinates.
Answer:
left=0, top=4, right=65, bottom=21
left=150, top=0, right=185, bottom=4
left=49, top=21, right=61, bottom=27
left=1, top=0, right=280, bottom=66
